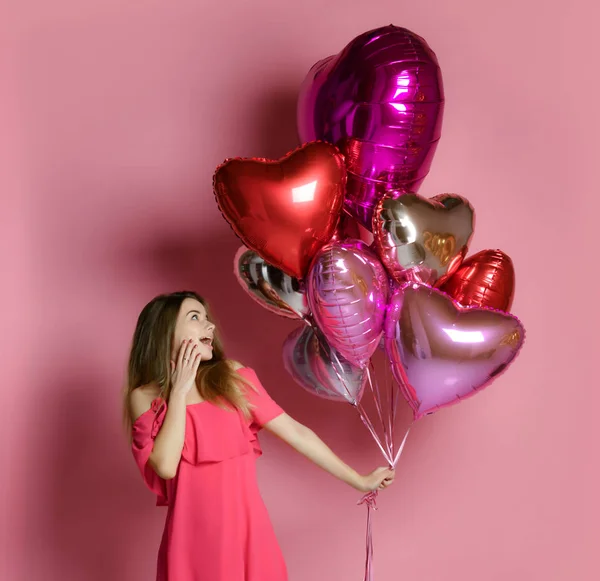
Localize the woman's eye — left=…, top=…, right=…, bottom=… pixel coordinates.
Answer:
left=191, top=314, right=199, bottom=320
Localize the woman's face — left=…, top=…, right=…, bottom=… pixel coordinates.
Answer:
left=172, top=298, right=216, bottom=362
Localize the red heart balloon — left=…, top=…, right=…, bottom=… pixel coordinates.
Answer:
left=214, top=142, right=346, bottom=279
left=438, top=249, right=515, bottom=311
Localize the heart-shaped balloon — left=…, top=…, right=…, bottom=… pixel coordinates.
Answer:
left=307, top=239, right=390, bottom=368
left=384, top=284, right=525, bottom=420
left=283, top=325, right=366, bottom=405
left=297, top=25, right=445, bottom=229
left=439, top=249, right=515, bottom=312
left=214, top=141, right=346, bottom=279
left=372, top=192, right=475, bottom=285
left=234, top=246, right=309, bottom=319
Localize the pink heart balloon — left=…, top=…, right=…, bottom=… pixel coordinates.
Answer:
left=297, top=25, right=445, bottom=230
left=384, top=284, right=525, bottom=420
left=307, top=239, right=390, bottom=368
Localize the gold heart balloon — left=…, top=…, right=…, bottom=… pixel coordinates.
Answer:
left=372, top=192, right=475, bottom=285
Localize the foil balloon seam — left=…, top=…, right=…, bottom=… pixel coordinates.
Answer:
left=212, top=139, right=346, bottom=176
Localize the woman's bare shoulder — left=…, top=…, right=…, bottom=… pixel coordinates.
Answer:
left=130, top=384, right=162, bottom=423
left=227, top=360, right=246, bottom=371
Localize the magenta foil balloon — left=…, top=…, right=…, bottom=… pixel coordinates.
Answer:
left=307, top=239, right=390, bottom=368
left=282, top=325, right=367, bottom=405
left=384, top=284, right=525, bottom=420
left=297, top=25, right=445, bottom=229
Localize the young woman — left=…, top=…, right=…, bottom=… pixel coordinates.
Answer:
left=124, top=290, right=395, bottom=581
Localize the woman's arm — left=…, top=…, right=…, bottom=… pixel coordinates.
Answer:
left=264, top=413, right=394, bottom=492
left=130, top=387, right=188, bottom=480
left=147, top=392, right=187, bottom=479
left=130, top=339, right=202, bottom=480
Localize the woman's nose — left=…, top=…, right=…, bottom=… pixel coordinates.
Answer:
left=207, top=322, right=215, bottom=332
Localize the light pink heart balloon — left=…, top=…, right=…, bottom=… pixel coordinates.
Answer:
left=307, top=239, right=390, bottom=368
left=385, top=284, right=525, bottom=420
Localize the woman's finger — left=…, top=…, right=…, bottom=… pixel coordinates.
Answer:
left=186, top=342, right=198, bottom=366
left=183, top=339, right=196, bottom=364
left=177, top=340, right=187, bottom=369
left=192, top=350, right=202, bottom=371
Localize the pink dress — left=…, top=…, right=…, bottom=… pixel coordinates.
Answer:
left=131, top=367, right=288, bottom=581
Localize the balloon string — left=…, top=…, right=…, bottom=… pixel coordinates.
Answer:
left=302, top=316, right=358, bottom=403
left=304, top=315, right=394, bottom=466
left=357, top=490, right=379, bottom=581
left=392, top=422, right=412, bottom=468
left=356, top=403, right=394, bottom=466
left=366, top=364, right=393, bottom=460
left=386, top=356, right=398, bottom=457
left=392, top=385, right=400, bottom=455
left=303, top=314, right=415, bottom=581
left=356, top=423, right=412, bottom=581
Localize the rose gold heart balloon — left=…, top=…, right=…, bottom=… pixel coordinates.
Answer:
left=372, top=192, right=475, bottom=285
left=439, top=249, right=515, bottom=312
left=384, top=284, right=525, bottom=420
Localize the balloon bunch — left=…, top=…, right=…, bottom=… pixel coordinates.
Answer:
left=214, top=25, right=525, bottom=581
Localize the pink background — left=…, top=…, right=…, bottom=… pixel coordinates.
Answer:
left=3, top=1, right=598, bottom=580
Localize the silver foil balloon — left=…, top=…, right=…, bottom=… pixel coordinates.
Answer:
left=384, top=284, right=525, bottom=420
left=283, top=325, right=366, bottom=405
left=307, top=239, right=390, bottom=368
left=373, top=192, right=475, bottom=285
left=234, top=246, right=309, bottom=319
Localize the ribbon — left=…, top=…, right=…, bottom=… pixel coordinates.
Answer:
left=356, top=424, right=412, bottom=581
left=357, top=490, right=379, bottom=581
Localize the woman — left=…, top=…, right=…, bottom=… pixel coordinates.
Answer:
left=124, top=290, right=394, bottom=581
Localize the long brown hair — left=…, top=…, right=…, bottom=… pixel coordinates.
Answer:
left=123, top=291, right=253, bottom=432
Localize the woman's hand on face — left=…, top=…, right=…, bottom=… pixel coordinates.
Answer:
left=357, top=467, right=395, bottom=493
left=170, top=339, right=202, bottom=398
